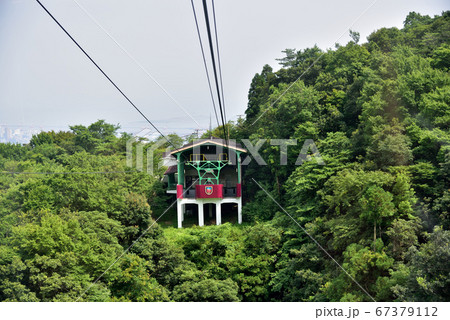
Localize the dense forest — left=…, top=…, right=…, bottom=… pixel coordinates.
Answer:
left=0, top=11, right=449, bottom=302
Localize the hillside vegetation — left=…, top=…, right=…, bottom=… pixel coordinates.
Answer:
left=0, top=11, right=449, bottom=301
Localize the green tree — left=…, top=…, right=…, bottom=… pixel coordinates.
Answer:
left=393, top=227, right=450, bottom=301
left=109, top=254, right=169, bottom=302
left=70, top=120, right=119, bottom=153
left=359, top=186, right=396, bottom=247
left=0, top=246, right=38, bottom=301
left=367, top=121, right=413, bottom=168
left=172, top=278, right=239, bottom=302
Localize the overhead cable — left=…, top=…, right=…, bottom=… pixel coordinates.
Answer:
left=201, top=0, right=228, bottom=142
left=35, top=0, right=178, bottom=151
left=190, top=0, right=221, bottom=130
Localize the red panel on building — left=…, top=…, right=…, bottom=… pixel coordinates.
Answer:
left=177, top=184, right=183, bottom=199
left=236, top=183, right=241, bottom=198
left=195, top=184, right=223, bottom=199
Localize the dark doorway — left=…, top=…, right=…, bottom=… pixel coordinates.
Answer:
left=221, top=203, right=238, bottom=224
left=203, top=203, right=217, bottom=225
left=183, top=203, right=198, bottom=226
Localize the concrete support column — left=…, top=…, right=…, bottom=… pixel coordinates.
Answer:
left=176, top=153, right=184, bottom=186
left=236, top=151, right=241, bottom=184
left=177, top=200, right=183, bottom=228
left=216, top=202, right=222, bottom=225
left=198, top=202, right=204, bottom=227
left=238, top=198, right=242, bottom=224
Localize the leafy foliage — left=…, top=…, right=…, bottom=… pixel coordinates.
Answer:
left=0, top=11, right=449, bottom=302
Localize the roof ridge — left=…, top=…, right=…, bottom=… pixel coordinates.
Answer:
left=170, top=138, right=246, bottom=155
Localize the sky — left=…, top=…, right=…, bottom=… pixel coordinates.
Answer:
left=0, top=0, right=448, bottom=139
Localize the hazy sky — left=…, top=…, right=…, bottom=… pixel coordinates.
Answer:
left=0, top=0, right=448, bottom=137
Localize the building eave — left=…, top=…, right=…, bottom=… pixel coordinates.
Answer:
left=170, top=139, right=247, bottom=155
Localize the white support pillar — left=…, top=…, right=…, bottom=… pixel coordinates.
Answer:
left=216, top=202, right=222, bottom=225
left=198, top=202, right=204, bottom=227
left=177, top=200, right=183, bottom=228
left=238, top=198, right=242, bottom=224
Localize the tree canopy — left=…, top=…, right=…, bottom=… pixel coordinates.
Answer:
left=0, top=11, right=449, bottom=302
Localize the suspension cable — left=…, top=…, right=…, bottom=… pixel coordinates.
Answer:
left=35, top=0, right=178, bottom=151
left=190, top=0, right=221, bottom=130
left=200, top=0, right=228, bottom=143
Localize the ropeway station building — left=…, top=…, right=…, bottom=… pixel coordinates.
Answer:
left=164, top=138, right=246, bottom=228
